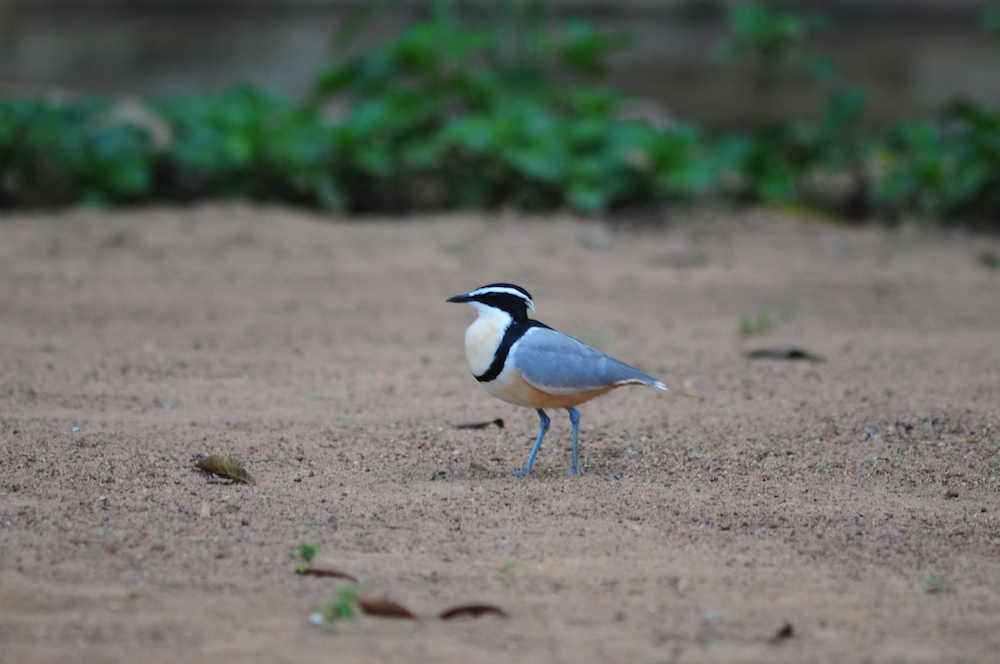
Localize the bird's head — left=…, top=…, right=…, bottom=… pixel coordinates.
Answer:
left=447, top=283, right=535, bottom=321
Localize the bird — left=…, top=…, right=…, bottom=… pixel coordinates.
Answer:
left=447, top=283, right=667, bottom=476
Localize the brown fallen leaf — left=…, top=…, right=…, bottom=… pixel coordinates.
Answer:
left=744, top=347, right=825, bottom=362
left=296, top=568, right=359, bottom=582
left=194, top=455, right=255, bottom=485
left=358, top=596, right=418, bottom=620
left=451, top=418, right=504, bottom=430
left=439, top=604, right=508, bottom=620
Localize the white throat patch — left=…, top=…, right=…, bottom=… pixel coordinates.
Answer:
left=463, top=302, right=513, bottom=376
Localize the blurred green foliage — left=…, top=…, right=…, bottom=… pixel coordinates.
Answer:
left=983, top=7, right=1000, bottom=33
left=156, top=86, right=343, bottom=209
left=0, top=1, right=999, bottom=226
left=874, top=102, right=1000, bottom=221
left=310, top=0, right=707, bottom=213
left=715, top=88, right=868, bottom=207
left=0, top=98, right=152, bottom=206
left=716, top=2, right=868, bottom=211
left=720, top=1, right=835, bottom=118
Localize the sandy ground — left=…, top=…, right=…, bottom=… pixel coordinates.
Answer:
left=1, top=204, right=999, bottom=664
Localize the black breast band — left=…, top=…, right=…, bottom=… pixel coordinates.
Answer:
left=474, top=319, right=550, bottom=383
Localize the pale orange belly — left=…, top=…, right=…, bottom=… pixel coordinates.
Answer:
left=483, top=368, right=611, bottom=409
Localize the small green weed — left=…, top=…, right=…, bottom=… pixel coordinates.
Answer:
left=924, top=575, right=955, bottom=594
left=312, top=585, right=363, bottom=623
left=925, top=575, right=945, bottom=592
left=289, top=542, right=321, bottom=572
left=740, top=310, right=790, bottom=336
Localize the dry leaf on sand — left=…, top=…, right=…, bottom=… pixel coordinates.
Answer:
left=439, top=604, right=508, bottom=620
left=450, top=418, right=504, bottom=430
left=358, top=597, right=418, bottom=620
left=194, top=455, right=255, bottom=485
left=296, top=568, right=359, bottom=582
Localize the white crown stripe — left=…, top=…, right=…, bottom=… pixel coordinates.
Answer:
left=469, top=286, right=530, bottom=299
left=464, top=285, right=536, bottom=312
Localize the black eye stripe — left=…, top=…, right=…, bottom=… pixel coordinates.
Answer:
left=476, top=293, right=531, bottom=313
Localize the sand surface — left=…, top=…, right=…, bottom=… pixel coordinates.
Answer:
left=1, top=204, right=999, bottom=663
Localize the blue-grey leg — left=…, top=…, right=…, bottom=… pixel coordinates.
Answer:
left=561, top=408, right=583, bottom=475
left=514, top=409, right=550, bottom=476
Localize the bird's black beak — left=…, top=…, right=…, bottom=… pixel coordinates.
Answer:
left=447, top=293, right=472, bottom=303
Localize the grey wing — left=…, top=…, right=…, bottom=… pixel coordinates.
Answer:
left=513, top=327, right=666, bottom=395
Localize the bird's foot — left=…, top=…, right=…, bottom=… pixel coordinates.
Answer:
left=559, top=464, right=583, bottom=476
left=512, top=466, right=532, bottom=477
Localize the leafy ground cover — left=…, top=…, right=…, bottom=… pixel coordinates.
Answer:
left=2, top=1, right=1000, bottom=225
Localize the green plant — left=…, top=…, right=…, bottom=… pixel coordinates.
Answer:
left=156, top=86, right=343, bottom=210
left=713, top=4, right=868, bottom=210
left=1, top=1, right=999, bottom=226
left=924, top=575, right=953, bottom=594
left=0, top=98, right=154, bottom=207
left=290, top=542, right=321, bottom=572
left=311, top=1, right=702, bottom=214
left=720, top=2, right=834, bottom=124
left=740, top=310, right=790, bottom=336
left=714, top=88, right=867, bottom=205
left=875, top=102, right=1000, bottom=222
left=312, top=585, right=363, bottom=622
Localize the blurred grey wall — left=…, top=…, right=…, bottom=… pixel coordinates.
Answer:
left=1, top=0, right=999, bottom=127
